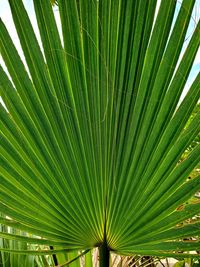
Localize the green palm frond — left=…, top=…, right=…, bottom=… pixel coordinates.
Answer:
left=0, top=0, right=200, bottom=266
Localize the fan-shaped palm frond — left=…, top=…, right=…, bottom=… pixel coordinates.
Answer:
left=0, top=0, right=200, bottom=266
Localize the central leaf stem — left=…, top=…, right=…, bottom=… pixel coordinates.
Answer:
left=99, top=195, right=110, bottom=266
left=99, top=241, right=110, bottom=267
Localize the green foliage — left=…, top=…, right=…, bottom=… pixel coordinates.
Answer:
left=173, top=261, right=185, bottom=267
left=0, top=218, right=54, bottom=267
left=181, top=102, right=200, bottom=162
left=0, top=0, right=200, bottom=266
left=173, top=258, right=200, bottom=267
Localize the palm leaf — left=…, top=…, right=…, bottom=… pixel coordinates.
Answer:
left=0, top=0, right=200, bottom=265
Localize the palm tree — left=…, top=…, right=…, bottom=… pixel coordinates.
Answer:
left=0, top=0, right=200, bottom=266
